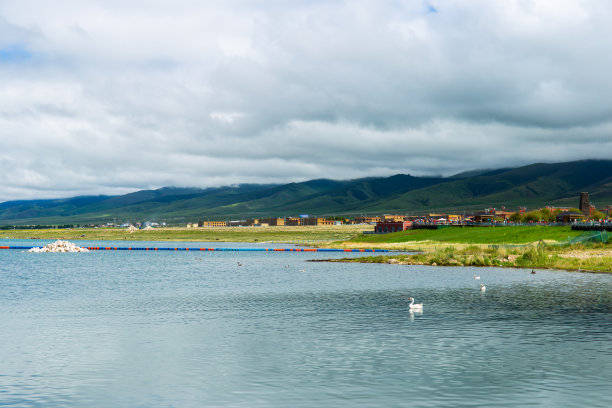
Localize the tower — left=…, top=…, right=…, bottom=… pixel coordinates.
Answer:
left=579, top=192, right=590, bottom=216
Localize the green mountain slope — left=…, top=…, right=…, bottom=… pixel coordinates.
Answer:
left=1, top=160, right=611, bottom=225
left=391, top=160, right=612, bottom=211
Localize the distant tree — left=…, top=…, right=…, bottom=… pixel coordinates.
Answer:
left=509, top=212, right=523, bottom=223
left=539, top=208, right=555, bottom=222
left=327, top=216, right=348, bottom=222
left=523, top=210, right=542, bottom=222
left=589, top=210, right=605, bottom=220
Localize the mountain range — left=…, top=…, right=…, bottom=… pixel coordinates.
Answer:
left=1, top=159, right=612, bottom=225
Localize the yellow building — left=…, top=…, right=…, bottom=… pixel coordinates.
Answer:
left=447, top=214, right=463, bottom=222
left=261, top=217, right=285, bottom=226
left=285, top=217, right=302, bottom=226
left=201, top=221, right=227, bottom=227
left=355, top=216, right=381, bottom=224
left=382, top=215, right=406, bottom=222
left=246, top=218, right=285, bottom=226
left=301, top=217, right=335, bottom=226
left=286, top=217, right=335, bottom=226
left=315, top=218, right=335, bottom=226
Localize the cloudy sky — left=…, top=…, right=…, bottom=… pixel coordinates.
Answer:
left=1, top=0, right=611, bottom=202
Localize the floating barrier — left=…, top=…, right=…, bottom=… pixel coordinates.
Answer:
left=0, top=245, right=388, bottom=253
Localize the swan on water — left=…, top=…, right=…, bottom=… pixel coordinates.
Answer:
left=473, top=275, right=481, bottom=280
left=480, top=283, right=486, bottom=292
left=408, top=297, right=423, bottom=311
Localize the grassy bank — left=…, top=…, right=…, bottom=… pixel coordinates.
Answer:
left=337, top=243, right=612, bottom=273
left=0, top=225, right=367, bottom=243
left=334, top=226, right=612, bottom=273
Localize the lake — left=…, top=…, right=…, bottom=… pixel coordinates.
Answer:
left=1, top=239, right=611, bottom=407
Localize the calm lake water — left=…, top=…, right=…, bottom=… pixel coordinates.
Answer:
left=1, top=239, right=611, bottom=407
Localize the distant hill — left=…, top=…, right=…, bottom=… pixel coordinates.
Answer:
left=1, top=159, right=612, bottom=225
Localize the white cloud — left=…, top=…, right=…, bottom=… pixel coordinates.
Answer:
left=0, top=0, right=611, bottom=201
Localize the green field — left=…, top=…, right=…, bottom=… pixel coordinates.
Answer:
left=350, top=226, right=584, bottom=245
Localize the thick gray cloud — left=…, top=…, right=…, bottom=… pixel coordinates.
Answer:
left=1, top=0, right=611, bottom=201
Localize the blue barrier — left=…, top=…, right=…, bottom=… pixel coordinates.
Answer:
left=0, top=245, right=388, bottom=253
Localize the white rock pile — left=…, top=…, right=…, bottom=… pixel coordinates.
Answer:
left=28, top=240, right=89, bottom=253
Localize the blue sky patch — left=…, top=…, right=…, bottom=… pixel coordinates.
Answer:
left=426, top=2, right=437, bottom=14
left=0, top=44, right=32, bottom=62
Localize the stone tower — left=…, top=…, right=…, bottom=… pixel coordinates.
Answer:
left=579, top=192, right=590, bottom=216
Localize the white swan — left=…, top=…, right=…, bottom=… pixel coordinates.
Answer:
left=473, top=275, right=480, bottom=280
left=408, top=297, right=423, bottom=311
left=480, top=283, right=486, bottom=292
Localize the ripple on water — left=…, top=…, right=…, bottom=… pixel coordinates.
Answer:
left=0, top=247, right=611, bottom=407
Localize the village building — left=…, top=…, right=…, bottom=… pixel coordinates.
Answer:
left=354, top=216, right=381, bottom=224
left=265, top=217, right=285, bottom=226
left=556, top=211, right=585, bottom=223
left=246, top=218, right=285, bottom=226
left=302, top=217, right=335, bottom=226
left=285, top=217, right=302, bottom=226
left=285, top=217, right=335, bottom=226
left=473, top=212, right=494, bottom=223
left=473, top=208, right=513, bottom=222
left=201, top=221, right=228, bottom=227
left=375, top=220, right=412, bottom=233
left=382, top=214, right=406, bottom=222
left=447, top=214, right=463, bottom=223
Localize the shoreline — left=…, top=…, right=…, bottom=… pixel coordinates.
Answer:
left=3, top=226, right=611, bottom=274
left=327, top=243, right=612, bottom=274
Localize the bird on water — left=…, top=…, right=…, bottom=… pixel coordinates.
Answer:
left=408, top=297, right=423, bottom=311
left=480, top=283, right=486, bottom=292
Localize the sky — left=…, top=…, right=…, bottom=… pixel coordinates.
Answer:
left=1, top=0, right=612, bottom=202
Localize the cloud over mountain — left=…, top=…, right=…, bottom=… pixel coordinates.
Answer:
left=1, top=0, right=611, bottom=201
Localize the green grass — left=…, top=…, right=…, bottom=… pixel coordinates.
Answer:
left=350, top=226, right=583, bottom=245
